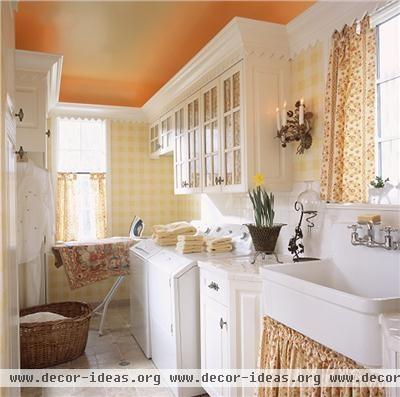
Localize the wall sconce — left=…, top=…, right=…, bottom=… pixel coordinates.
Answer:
left=288, top=181, right=321, bottom=261
left=276, top=99, right=313, bottom=154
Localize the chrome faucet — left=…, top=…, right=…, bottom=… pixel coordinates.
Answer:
left=348, top=223, right=399, bottom=250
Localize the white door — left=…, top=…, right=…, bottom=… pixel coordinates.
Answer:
left=201, top=295, right=229, bottom=397
left=1, top=2, right=20, bottom=382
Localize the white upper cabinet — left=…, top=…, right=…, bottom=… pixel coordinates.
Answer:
left=145, top=17, right=292, bottom=194
left=15, top=50, right=62, bottom=158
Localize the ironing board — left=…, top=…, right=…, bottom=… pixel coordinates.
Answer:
left=52, top=237, right=135, bottom=335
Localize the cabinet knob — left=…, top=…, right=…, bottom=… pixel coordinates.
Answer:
left=155, top=143, right=162, bottom=150
left=45, top=129, right=51, bottom=137
left=218, top=177, right=224, bottom=185
left=15, top=108, right=24, bottom=122
left=182, top=181, right=189, bottom=188
left=215, top=176, right=219, bottom=185
left=219, top=318, right=227, bottom=330
left=208, top=281, right=219, bottom=291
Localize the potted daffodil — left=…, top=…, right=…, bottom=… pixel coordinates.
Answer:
left=246, top=173, right=285, bottom=252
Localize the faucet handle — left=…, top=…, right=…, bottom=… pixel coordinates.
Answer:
left=347, top=224, right=362, bottom=232
left=380, top=226, right=399, bottom=235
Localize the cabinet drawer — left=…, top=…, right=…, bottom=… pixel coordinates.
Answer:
left=201, top=270, right=227, bottom=306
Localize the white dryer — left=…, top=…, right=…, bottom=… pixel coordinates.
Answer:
left=148, top=250, right=201, bottom=397
left=148, top=224, right=253, bottom=397
left=129, top=238, right=161, bottom=358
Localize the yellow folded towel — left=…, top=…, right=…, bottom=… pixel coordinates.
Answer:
left=153, top=221, right=191, bottom=231
left=206, top=237, right=232, bottom=245
left=154, top=236, right=178, bottom=246
left=154, top=227, right=196, bottom=238
left=206, top=244, right=233, bottom=253
left=177, top=235, right=204, bottom=242
left=176, top=243, right=204, bottom=251
left=176, top=247, right=204, bottom=254
left=152, top=222, right=197, bottom=246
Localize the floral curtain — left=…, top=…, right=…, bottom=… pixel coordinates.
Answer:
left=56, top=173, right=78, bottom=242
left=258, top=317, right=383, bottom=397
left=320, top=16, right=376, bottom=203
left=90, top=173, right=107, bottom=239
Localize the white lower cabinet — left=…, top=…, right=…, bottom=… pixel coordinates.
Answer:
left=199, top=263, right=263, bottom=397
left=201, top=295, right=229, bottom=397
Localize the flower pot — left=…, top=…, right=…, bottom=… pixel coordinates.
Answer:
left=245, top=223, right=286, bottom=252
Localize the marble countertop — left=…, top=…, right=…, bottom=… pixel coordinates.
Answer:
left=198, top=254, right=294, bottom=281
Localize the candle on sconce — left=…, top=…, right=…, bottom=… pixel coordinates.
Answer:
left=276, top=107, right=281, bottom=130
left=299, top=98, right=304, bottom=125
left=282, top=102, right=287, bottom=127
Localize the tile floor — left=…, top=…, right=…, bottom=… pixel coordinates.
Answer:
left=21, top=304, right=178, bottom=397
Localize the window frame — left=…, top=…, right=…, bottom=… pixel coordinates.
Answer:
left=374, top=12, right=400, bottom=183
left=51, top=116, right=112, bottom=238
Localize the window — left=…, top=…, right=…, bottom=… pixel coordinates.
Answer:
left=56, top=118, right=108, bottom=241
left=376, top=13, right=400, bottom=186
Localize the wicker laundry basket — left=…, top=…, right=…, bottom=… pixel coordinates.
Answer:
left=20, top=301, right=91, bottom=369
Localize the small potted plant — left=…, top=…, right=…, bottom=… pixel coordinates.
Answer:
left=369, top=176, right=392, bottom=204
left=246, top=174, right=285, bottom=252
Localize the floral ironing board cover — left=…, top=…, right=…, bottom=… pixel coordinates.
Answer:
left=52, top=237, right=135, bottom=289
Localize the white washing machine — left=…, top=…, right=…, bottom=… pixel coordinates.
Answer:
left=129, top=238, right=161, bottom=358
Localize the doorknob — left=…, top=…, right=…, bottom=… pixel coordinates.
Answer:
left=220, top=318, right=227, bottom=329
left=14, top=108, right=24, bottom=122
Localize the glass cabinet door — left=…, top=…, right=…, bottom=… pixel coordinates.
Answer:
left=221, top=65, right=243, bottom=190
left=174, top=106, right=188, bottom=193
left=160, top=113, right=174, bottom=153
left=149, top=121, right=160, bottom=157
left=186, top=95, right=201, bottom=191
left=202, top=82, right=221, bottom=192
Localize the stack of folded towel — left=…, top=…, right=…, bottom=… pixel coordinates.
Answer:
left=176, top=235, right=205, bottom=254
left=205, top=237, right=233, bottom=253
left=152, top=222, right=197, bottom=246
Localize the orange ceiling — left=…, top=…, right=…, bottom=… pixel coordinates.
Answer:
left=15, top=1, right=314, bottom=107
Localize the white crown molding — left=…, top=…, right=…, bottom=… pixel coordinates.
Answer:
left=50, top=102, right=147, bottom=122
left=142, top=16, right=289, bottom=121
left=370, top=0, right=400, bottom=26
left=15, top=49, right=63, bottom=112
left=286, top=1, right=386, bottom=58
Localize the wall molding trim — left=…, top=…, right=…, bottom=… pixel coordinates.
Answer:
left=50, top=102, right=147, bottom=122
left=286, top=1, right=385, bottom=58
left=15, top=49, right=63, bottom=111
left=142, top=16, right=289, bottom=122
left=370, top=0, right=400, bottom=26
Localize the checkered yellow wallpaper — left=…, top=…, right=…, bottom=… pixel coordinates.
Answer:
left=48, top=120, right=200, bottom=303
left=47, top=45, right=325, bottom=303
left=290, top=42, right=325, bottom=182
